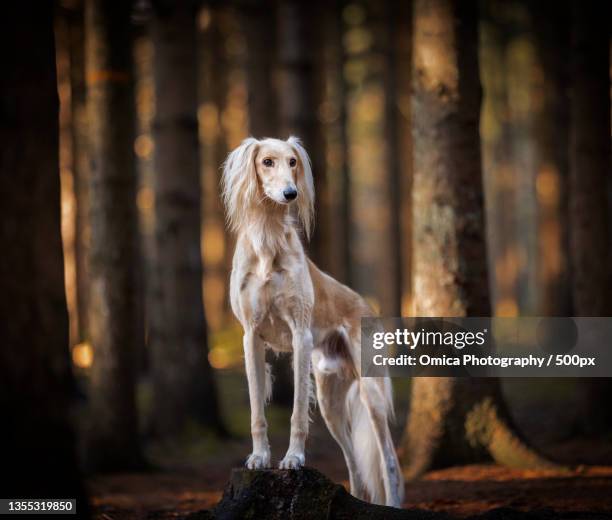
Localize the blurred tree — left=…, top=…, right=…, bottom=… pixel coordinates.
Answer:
left=532, top=0, right=572, bottom=317
left=401, top=0, right=553, bottom=478
left=85, top=0, right=144, bottom=470
left=277, top=0, right=330, bottom=271
left=382, top=0, right=413, bottom=316
left=322, top=0, right=351, bottom=285
left=149, top=0, right=226, bottom=437
left=68, top=0, right=91, bottom=344
left=241, top=0, right=278, bottom=139
left=199, top=4, right=233, bottom=328
left=383, top=0, right=403, bottom=316
left=344, top=1, right=398, bottom=316
left=132, top=27, right=155, bottom=376
left=569, top=0, right=612, bottom=433
left=55, top=11, right=80, bottom=346
left=0, top=2, right=86, bottom=504
left=569, top=2, right=611, bottom=317
left=395, top=1, right=413, bottom=316
left=480, top=0, right=519, bottom=316
left=504, top=1, right=540, bottom=315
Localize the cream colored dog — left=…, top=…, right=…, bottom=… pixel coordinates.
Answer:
left=221, top=136, right=403, bottom=507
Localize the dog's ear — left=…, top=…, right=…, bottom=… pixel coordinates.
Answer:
left=221, top=137, right=260, bottom=232
left=287, top=136, right=315, bottom=240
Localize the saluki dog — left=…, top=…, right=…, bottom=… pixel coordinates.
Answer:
left=221, top=136, right=404, bottom=507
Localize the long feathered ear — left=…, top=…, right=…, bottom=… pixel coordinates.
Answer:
left=221, top=137, right=260, bottom=232
left=287, top=136, right=315, bottom=240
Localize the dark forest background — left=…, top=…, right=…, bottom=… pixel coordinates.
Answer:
left=1, top=0, right=612, bottom=517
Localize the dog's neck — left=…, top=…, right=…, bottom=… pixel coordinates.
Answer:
left=237, top=201, right=302, bottom=262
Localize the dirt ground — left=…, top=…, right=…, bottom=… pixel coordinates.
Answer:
left=89, top=374, right=612, bottom=519
left=90, top=464, right=612, bottom=519
left=89, top=422, right=612, bottom=519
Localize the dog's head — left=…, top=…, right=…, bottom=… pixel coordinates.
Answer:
left=221, top=136, right=315, bottom=238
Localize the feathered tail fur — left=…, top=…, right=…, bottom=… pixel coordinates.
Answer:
left=344, top=377, right=404, bottom=505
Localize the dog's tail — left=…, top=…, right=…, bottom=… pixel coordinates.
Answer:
left=346, top=377, right=404, bottom=506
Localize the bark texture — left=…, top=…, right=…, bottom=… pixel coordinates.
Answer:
left=149, top=0, right=225, bottom=437
left=85, top=0, right=144, bottom=470
left=0, top=2, right=86, bottom=504
left=568, top=1, right=612, bottom=433
left=410, top=0, right=489, bottom=317
left=402, top=0, right=555, bottom=478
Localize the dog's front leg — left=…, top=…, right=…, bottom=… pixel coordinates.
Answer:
left=243, top=329, right=271, bottom=469
left=279, top=328, right=313, bottom=469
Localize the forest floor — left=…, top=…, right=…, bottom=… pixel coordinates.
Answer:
left=88, top=442, right=612, bottom=519
left=88, top=371, right=612, bottom=519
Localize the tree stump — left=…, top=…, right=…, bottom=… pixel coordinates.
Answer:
left=210, top=467, right=444, bottom=520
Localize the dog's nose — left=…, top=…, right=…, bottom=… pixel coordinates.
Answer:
left=283, top=187, right=298, bottom=201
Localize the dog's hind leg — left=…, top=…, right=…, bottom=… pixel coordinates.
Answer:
left=243, top=328, right=271, bottom=469
left=312, top=360, right=365, bottom=499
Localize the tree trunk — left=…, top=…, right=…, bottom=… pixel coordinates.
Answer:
left=480, top=0, right=519, bottom=317
left=149, top=0, right=225, bottom=437
left=241, top=0, right=278, bottom=139
left=401, top=0, right=555, bottom=478
left=323, top=0, right=351, bottom=286
left=568, top=0, right=612, bottom=434
left=199, top=4, right=233, bottom=329
left=495, top=0, right=539, bottom=315
left=85, top=0, right=144, bottom=470
left=568, top=1, right=611, bottom=316
left=382, top=0, right=414, bottom=317
left=0, top=2, right=86, bottom=505
left=132, top=31, right=155, bottom=377
left=532, top=1, right=572, bottom=317
left=55, top=12, right=79, bottom=347
left=396, top=1, right=413, bottom=316
left=68, top=2, right=91, bottom=344
left=384, top=0, right=403, bottom=317
left=277, top=0, right=329, bottom=271
left=343, top=1, right=399, bottom=316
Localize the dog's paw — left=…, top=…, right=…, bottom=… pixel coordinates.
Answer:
left=245, top=451, right=271, bottom=470
left=278, top=452, right=305, bottom=470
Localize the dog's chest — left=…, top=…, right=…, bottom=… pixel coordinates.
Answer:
left=237, top=254, right=313, bottom=348
left=242, top=263, right=293, bottom=322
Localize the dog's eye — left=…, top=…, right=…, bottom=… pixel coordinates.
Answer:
left=263, top=158, right=273, bottom=167
left=289, top=158, right=297, bottom=167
